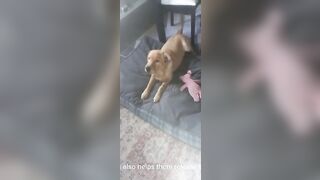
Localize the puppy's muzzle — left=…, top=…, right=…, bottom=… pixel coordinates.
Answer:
left=145, top=66, right=151, bottom=73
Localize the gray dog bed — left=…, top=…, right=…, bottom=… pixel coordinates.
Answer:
left=120, top=36, right=201, bottom=149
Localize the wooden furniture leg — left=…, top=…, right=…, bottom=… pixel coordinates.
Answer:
left=156, top=6, right=166, bottom=43
left=191, top=9, right=196, bottom=46
left=170, top=12, right=174, bottom=26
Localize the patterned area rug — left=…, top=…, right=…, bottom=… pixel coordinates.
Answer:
left=120, top=107, right=201, bottom=180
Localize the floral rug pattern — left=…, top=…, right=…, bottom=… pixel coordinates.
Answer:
left=120, top=107, right=201, bottom=180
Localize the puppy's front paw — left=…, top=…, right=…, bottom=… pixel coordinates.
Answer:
left=141, top=91, right=150, bottom=100
left=153, top=95, right=160, bottom=103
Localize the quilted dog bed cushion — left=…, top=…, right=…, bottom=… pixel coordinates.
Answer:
left=120, top=36, right=201, bottom=149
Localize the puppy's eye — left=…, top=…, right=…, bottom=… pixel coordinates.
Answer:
left=155, top=60, right=160, bottom=63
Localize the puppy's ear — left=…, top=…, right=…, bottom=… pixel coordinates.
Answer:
left=163, top=52, right=172, bottom=63
left=147, top=51, right=152, bottom=60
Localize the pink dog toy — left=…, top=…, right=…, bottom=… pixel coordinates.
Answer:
left=180, top=70, right=201, bottom=102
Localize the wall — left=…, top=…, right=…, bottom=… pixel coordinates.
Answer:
left=120, top=0, right=158, bottom=51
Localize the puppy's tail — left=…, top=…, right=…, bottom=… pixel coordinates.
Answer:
left=177, top=14, right=184, bottom=34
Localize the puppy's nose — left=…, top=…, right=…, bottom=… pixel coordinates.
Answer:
left=145, top=66, right=150, bottom=73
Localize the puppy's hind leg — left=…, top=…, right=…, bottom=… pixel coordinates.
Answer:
left=182, top=37, right=192, bottom=53
left=153, top=82, right=168, bottom=103
left=141, top=75, right=156, bottom=100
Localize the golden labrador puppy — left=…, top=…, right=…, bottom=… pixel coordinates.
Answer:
left=141, top=17, right=192, bottom=102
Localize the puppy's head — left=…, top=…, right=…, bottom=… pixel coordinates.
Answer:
left=145, top=50, right=171, bottom=75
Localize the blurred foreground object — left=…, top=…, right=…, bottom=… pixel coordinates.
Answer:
left=81, top=37, right=119, bottom=126
left=0, top=0, right=119, bottom=179
left=0, top=156, right=51, bottom=180
left=237, top=7, right=320, bottom=136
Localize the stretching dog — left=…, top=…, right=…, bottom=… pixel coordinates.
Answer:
left=141, top=15, right=192, bottom=102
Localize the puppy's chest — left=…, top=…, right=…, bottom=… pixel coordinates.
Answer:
left=154, top=71, right=172, bottom=82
